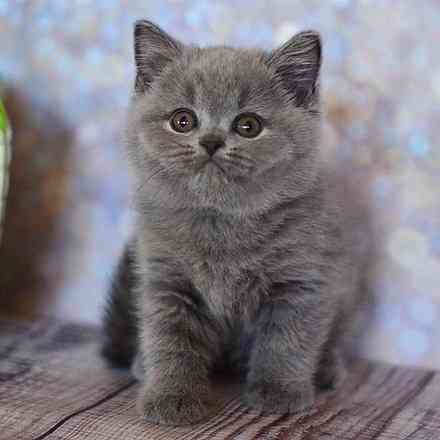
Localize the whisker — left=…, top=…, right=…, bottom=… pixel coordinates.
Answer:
left=225, top=159, right=253, bottom=171
left=163, top=150, right=195, bottom=159
left=225, top=152, right=254, bottom=164
left=135, top=166, right=164, bottom=194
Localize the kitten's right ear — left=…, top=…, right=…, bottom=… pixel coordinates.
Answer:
left=266, top=31, right=321, bottom=107
left=134, top=20, right=183, bottom=92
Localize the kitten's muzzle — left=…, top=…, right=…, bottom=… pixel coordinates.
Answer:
left=199, top=134, right=225, bottom=156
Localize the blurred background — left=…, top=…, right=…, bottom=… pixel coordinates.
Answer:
left=0, top=1, right=439, bottom=369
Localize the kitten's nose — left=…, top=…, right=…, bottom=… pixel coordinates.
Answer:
left=199, top=134, right=225, bottom=156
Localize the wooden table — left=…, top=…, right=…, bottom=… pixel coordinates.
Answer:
left=0, top=319, right=439, bottom=439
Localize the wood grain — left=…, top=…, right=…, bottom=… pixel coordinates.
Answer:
left=0, top=319, right=438, bottom=439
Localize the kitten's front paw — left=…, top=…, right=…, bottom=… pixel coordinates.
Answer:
left=138, top=387, right=212, bottom=426
left=243, top=381, right=315, bottom=415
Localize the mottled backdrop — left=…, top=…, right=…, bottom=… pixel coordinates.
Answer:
left=0, top=1, right=439, bottom=368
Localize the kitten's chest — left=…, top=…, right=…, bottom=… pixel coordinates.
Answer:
left=188, top=250, right=267, bottom=325
left=149, top=206, right=286, bottom=319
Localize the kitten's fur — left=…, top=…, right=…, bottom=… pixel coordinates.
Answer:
left=102, top=20, right=376, bottom=426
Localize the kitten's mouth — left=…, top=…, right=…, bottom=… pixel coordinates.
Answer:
left=198, top=158, right=227, bottom=176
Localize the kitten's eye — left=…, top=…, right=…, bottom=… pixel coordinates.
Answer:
left=233, top=114, right=262, bottom=138
left=170, top=109, right=197, bottom=133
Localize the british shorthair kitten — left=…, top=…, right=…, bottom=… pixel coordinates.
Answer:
left=102, top=20, right=376, bottom=426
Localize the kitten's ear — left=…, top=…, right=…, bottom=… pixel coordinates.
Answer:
left=134, top=20, right=183, bottom=92
left=266, top=31, right=321, bottom=107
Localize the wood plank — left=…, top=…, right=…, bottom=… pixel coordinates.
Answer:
left=0, top=319, right=439, bottom=440
left=0, top=319, right=133, bottom=439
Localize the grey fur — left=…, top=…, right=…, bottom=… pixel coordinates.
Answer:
left=102, top=20, right=376, bottom=426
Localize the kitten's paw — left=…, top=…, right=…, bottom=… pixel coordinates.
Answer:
left=138, top=388, right=212, bottom=426
left=243, top=381, right=315, bottom=415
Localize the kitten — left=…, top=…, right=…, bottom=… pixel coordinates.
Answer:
left=102, top=20, right=376, bottom=426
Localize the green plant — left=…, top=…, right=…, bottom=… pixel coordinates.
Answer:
left=0, top=100, right=11, bottom=243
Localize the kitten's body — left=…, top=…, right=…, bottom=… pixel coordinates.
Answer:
left=102, top=22, right=376, bottom=426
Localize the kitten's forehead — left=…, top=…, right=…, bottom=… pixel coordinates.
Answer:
left=167, top=47, right=276, bottom=115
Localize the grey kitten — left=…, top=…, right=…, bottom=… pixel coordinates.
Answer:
left=102, top=20, right=376, bottom=426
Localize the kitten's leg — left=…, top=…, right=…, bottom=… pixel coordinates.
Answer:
left=137, top=270, right=221, bottom=426
left=315, top=316, right=348, bottom=389
left=244, top=283, right=335, bottom=415
left=101, top=241, right=138, bottom=368
left=315, top=346, right=347, bottom=390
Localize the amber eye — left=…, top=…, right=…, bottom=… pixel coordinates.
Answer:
left=170, top=109, right=197, bottom=133
left=233, top=114, right=263, bottom=138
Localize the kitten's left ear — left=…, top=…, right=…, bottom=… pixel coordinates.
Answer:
left=134, top=20, right=184, bottom=92
left=266, top=31, right=321, bottom=107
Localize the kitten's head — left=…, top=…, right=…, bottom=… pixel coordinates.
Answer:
left=128, top=20, right=322, bottom=214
